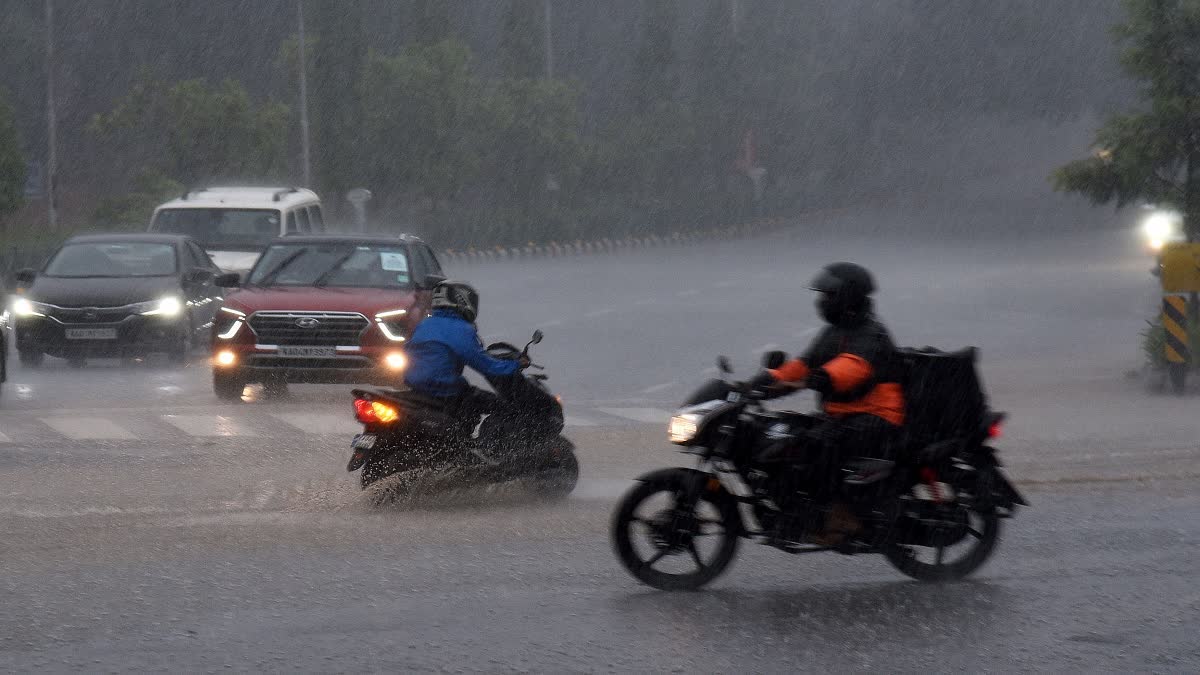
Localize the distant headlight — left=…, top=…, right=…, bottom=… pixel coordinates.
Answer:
left=668, top=413, right=701, bottom=444
left=1141, top=210, right=1183, bottom=248
left=12, top=298, right=48, bottom=317
left=137, top=296, right=183, bottom=317
left=375, top=308, right=409, bottom=342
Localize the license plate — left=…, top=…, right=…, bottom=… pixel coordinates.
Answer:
left=352, top=433, right=376, bottom=450
left=278, top=346, right=335, bottom=357
left=65, top=328, right=117, bottom=340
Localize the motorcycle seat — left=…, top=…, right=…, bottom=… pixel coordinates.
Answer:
left=842, top=458, right=895, bottom=485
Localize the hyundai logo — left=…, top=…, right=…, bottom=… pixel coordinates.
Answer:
left=295, top=317, right=321, bottom=329
left=83, top=309, right=99, bottom=321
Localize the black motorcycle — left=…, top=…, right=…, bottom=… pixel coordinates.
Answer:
left=611, top=347, right=1027, bottom=591
left=346, top=330, right=579, bottom=497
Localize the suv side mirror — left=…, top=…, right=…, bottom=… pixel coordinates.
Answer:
left=761, top=350, right=787, bottom=370
left=185, top=269, right=215, bottom=284
left=214, top=272, right=241, bottom=288
left=421, top=274, right=447, bottom=290
left=13, top=268, right=36, bottom=285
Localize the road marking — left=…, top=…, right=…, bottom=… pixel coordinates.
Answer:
left=676, top=289, right=700, bottom=298
left=0, top=430, right=11, bottom=443
left=633, top=298, right=657, bottom=307
left=273, top=413, right=362, bottom=436
left=40, top=417, right=137, bottom=440
left=564, top=414, right=597, bottom=427
left=597, top=407, right=671, bottom=424
left=583, top=307, right=616, bottom=318
left=713, top=280, right=740, bottom=288
left=162, top=414, right=259, bottom=437
left=639, top=381, right=678, bottom=395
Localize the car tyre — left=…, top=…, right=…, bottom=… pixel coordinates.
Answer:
left=213, top=368, right=247, bottom=401
left=19, top=349, right=44, bottom=368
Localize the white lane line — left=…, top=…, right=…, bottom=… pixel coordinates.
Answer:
left=639, top=381, right=678, bottom=395
left=273, top=413, right=362, bottom=436
left=597, top=407, right=672, bottom=424
left=583, top=307, right=616, bottom=319
left=162, top=414, right=259, bottom=437
left=564, top=414, right=597, bottom=427
left=40, top=417, right=137, bottom=440
left=0, top=430, right=11, bottom=443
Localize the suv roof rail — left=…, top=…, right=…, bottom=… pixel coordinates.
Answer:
left=272, top=187, right=300, bottom=202
left=180, top=186, right=209, bottom=201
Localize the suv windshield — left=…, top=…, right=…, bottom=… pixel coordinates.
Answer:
left=44, top=242, right=177, bottom=278
left=247, top=243, right=412, bottom=289
left=152, top=208, right=281, bottom=250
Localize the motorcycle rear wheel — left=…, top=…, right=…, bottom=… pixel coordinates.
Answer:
left=532, top=437, right=579, bottom=499
left=611, top=471, right=740, bottom=591
left=884, top=468, right=1001, bottom=582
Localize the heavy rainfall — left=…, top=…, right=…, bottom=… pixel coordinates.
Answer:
left=0, top=1, right=1198, bottom=672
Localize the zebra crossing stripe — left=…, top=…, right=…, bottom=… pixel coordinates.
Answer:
left=273, top=413, right=362, bottom=435
left=161, top=415, right=259, bottom=437
left=596, top=407, right=671, bottom=424
left=40, top=417, right=137, bottom=440
left=0, top=429, right=11, bottom=443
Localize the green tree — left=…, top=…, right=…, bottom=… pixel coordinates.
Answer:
left=91, top=169, right=182, bottom=229
left=309, top=0, right=368, bottom=200
left=91, top=75, right=289, bottom=184
left=498, top=0, right=545, bottom=79
left=360, top=40, right=490, bottom=218
left=0, top=90, right=25, bottom=219
left=1052, top=0, right=1200, bottom=240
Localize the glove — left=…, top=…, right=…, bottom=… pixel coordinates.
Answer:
left=747, top=369, right=778, bottom=390
left=805, top=368, right=832, bottom=395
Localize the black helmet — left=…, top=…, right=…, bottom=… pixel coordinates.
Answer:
left=431, top=280, right=480, bottom=323
left=810, top=262, right=875, bottom=326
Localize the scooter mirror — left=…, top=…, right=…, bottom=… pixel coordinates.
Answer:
left=717, top=356, right=733, bottom=375
left=531, top=329, right=544, bottom=345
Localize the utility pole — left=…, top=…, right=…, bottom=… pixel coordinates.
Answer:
left=542, top=0, right=554, bottom=79
left=297, top=0, right=312, bottom=188
left=44, top=0, right=58, bottom=230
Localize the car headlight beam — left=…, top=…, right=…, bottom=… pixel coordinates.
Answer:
left=140, top=296, right=184, bottom=317
left=12, top=298, right=46, bottom=317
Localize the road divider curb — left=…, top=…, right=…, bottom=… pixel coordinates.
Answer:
left=438, top=217, right=790, bottom=264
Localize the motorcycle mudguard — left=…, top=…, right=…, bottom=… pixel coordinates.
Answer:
left=992, top=471, right=1028, bottom=508
left=633, top=467, right=744, bottom=533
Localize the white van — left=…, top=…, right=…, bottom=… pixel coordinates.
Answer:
left=148, top=187, right=325, bottom=273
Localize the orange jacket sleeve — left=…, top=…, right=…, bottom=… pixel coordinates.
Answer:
left=769, top=358, right=810, bottom=383
left=821, top=354, right=873, bottom=393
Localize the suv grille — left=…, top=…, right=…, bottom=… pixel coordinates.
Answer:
left=249, top=311, right=369, bottom=346
left=49, top=305, right=135, bottom=324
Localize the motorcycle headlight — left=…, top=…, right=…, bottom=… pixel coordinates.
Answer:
left=138, top=296, right=183, bottom=317
left=12, top=298, right=49, bottom=317
left=668, top=413, right=701, bottom=444
left=375, top=308, right=409, bottom=342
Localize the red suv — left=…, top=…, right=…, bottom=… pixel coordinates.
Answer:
left=210, top=235, right=446, bottom=399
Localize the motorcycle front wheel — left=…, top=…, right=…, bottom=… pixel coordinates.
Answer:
left=611, top=470, right=740, bottom=591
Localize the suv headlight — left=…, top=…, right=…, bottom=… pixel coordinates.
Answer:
left=12, top=298, right=50, bottom=317
left=668, top=413, right=701, bottom=444
left=136, top=296, right=183, bottom=317
left=374, top=308, right=408, bottom=342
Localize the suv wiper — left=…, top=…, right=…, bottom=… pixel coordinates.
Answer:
left=255, top=248, right=309, bottom=287
left=312, top=248, right=359, bottom=287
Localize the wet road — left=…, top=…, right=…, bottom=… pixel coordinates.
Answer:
left=2, top=204, right=1199, bottom=671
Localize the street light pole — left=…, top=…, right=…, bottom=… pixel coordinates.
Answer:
left=296, top=0, right=312, bottom=189
left=542, top=0, right=554, bottom=80
left=44, top=0, right=58, bottom=230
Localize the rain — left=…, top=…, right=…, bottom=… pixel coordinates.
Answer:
left=1, top=1, right=1198, bottom=671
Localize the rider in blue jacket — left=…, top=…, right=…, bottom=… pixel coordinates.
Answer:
left=404, top=281, right=525, bottom=426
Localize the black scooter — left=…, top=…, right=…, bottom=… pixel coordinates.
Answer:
left=346, top=330, right=579, bottom=497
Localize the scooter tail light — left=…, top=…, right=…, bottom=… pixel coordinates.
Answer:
left=987, top=421, right=1003, bottom=439
left=354, top=398, right=401, bottom=425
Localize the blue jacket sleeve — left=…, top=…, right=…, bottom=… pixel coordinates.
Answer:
left=449, top=325, right=522, bottom=378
